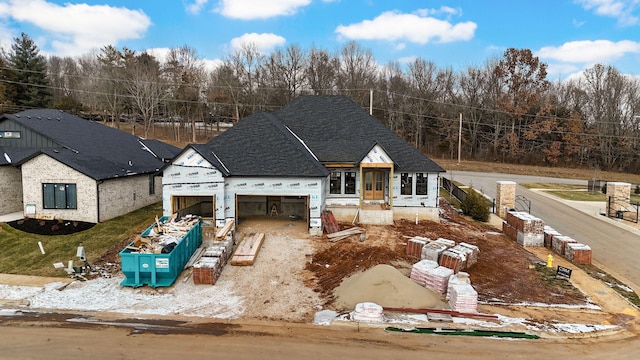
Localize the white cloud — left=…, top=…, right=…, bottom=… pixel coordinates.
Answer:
left=216, top=0, right=311, bottom=20
left=230, top=33, right=286, bottom=53
left=537, top=39, right=640, bottom=63
left=186, top=0, right=209, bottom=15
left=0, top=0, right=151, bottom=57
left=335, top=10, right=476, bottom=44
left=546, top=63, right=582, bottom=79
left=576, top=0, right=640, bottom=26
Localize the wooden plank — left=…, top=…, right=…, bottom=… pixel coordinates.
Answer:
left=327, top=227, right=364, bottom=239
left=215, top=220, right=235, bottom=240
left=230, top=233, right=265, bottom=266
left=382, top=307, right=498, bottom=319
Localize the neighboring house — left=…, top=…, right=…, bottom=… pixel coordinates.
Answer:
left=163, top=95, right=445, bottom=234
left=0, top=109, right=180, bottom=223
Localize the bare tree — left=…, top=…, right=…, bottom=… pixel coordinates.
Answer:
left=123, top=52, right=167, bottom=138
left=337, top=41, right=377, bottom=104
left=305, top=45, right=338, bottom=94
left=97, top=45, right=134, bottom=128
left=164, top=45, right=205, bottom=142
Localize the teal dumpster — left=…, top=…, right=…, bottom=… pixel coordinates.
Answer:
left=119, top=216, right=202, bottom=288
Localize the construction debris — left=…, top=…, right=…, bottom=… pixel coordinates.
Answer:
left=321, top=210, right=340, bottom=234
left=351, top=302, right=384, bottom=322
left=125, top=214, right=201, bottom=254
left=327, top=226, right=366, bottom=242
left=503, top=211, right=544, bottom=247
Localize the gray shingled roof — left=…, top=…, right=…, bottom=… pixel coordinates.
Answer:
left=0, top=109, right=180, bottom=180
left=275, top=95, right=445, bottom=172
left=194, top=111, right=329, bottom=177
left=192, top=95, right=444, bottom=177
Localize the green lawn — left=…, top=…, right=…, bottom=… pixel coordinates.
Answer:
left=0, top=202, right=163, bottom=277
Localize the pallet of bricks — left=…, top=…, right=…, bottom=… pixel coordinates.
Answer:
left=193, top=220, right=236, bottom=285
left=502, top=211, right=544, bottom=247
left=406, top=237, right=480, bottom=274
left=545, top=226, right=592, bottom=265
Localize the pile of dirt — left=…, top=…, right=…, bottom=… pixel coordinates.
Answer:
left=332, top=264, right=447, bottom=310
left=305, top=200, right=589, bottom=308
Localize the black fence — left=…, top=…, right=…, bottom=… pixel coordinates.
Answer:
left=441, top=177, right=467, bottom=203
left=607, top=196, right=639, bottom=223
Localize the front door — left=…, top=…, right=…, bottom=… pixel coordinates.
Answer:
left=363, top=170, right=385, bottom=200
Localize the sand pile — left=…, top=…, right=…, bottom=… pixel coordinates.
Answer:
left=332, top=264, right=448, bottom=310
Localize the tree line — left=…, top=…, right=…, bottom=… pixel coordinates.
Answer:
left=1, top=33, right=640, bottom=174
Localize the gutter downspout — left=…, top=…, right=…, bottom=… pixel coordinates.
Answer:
left=96, top=180, right=103, bottom=223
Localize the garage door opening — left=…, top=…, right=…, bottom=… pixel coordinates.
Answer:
left=171, top=195, right=214, bottom=220
left=236, top=195, right=308, bottom=223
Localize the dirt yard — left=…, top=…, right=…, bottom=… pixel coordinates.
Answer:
left=86, top=199, right=632, bottom=329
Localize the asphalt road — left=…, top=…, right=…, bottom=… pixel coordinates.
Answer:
left=445, top=171, right=640, bottom=293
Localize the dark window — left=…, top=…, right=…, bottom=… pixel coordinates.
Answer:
left=416, top=173, right=428, bottom=195
left=149, top=175, right=155, bottom=195
left=330, top=172, right=341, bottom=194
left=401, top=173, right=412, bottom=195
left=43, top=183, right=77, bottom=209
left=345, top=172, right=356, bottom=194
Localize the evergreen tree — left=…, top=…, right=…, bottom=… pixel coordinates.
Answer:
left=6, top=32, right=52, bottom=108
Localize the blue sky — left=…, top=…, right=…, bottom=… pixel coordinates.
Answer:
left=1, top=0, right=639, bottom=79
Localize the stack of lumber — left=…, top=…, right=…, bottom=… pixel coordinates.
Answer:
left=457, top=243, right=479, bottom=268
left=504, top=212, right=544, bottom=247
left=543, top=226, right=561, bottom=248
left=406, top=236, right=429, bottom=258
left=446, top=272, right=471, bottom=300
left=421, top=241, right=449, bottom=262
left=126, top=215, right=200, bottom=254
left=551, top=235, right=577, bottom=256
left=215, top=220, right=235, bottom=241
left=327, top=227, right=366, bottom=242
left=565, top=243, right=592, bottom=265
left=423, top=266, right=454, bottom=294
left=439, top=248, right=467, bottom=274
left=321, top=210, right=340, bottom=234
left=351, top=302, right=384, bottom=322
left=448, top=284, right=478, bottom=313
left=409, top=259, right=439, bottom=285
left=230, top=233, right=265, bottom=266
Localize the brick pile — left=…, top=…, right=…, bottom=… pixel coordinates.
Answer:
left=421, top=241, right=449, bottom=262
left=551, top=235, right=577, bottom=256
left=439, top=248, right=467, bottom=274
left=503, top=211, right=544, bottom=247
left=193, top=221, right=236, bottom=285
left=457, top=243, right=479, bottom=268
left=544, top=226, right=561, bottom=248
left=565, top=243, right=592, bottom=265
left=406, top=236, right=429, bottom=258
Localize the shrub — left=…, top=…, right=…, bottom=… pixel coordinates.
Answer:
left=460, top=188, right=490, bottom=222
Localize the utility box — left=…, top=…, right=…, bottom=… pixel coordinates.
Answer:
left=119, top=216, right=202, bottom=288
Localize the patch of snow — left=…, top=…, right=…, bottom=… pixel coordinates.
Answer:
left=6, top=275, right=244, bottom=319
